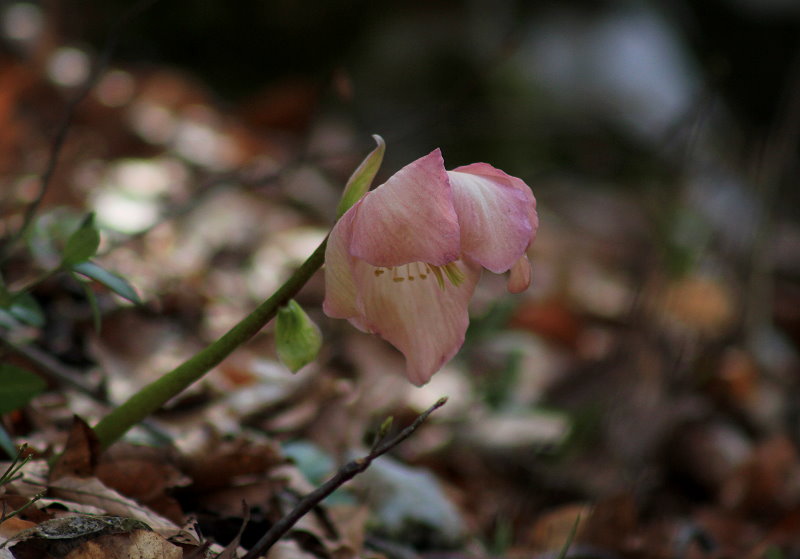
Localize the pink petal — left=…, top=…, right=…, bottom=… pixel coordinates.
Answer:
left=322, top=208, right=360, bottom=320
left=453, top=162, right=538, bottom=233
left=350, top=149, right=461, bottom=268
left=507, top=253, right=531, bottom=293
left=447, top=164, right=537, bottom=274
left=351, top=259, right=481, bottom=386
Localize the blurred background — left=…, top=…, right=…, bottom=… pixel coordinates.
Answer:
left=2, top=0, right=800, bottom=556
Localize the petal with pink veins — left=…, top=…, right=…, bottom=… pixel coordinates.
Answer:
left=447, top=165, right=535, bottom=273
left=350, top=149, right=461, bottom=268
left=351, top=259, right=481, bottom=386
left=453, top=163, right=538, bottom=246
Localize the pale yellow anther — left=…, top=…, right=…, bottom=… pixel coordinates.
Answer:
left=430, top=266, right=445, bottom=289
left=442, top=262, right=465, bottom=287
left=373, top=261, right=462, bottom=289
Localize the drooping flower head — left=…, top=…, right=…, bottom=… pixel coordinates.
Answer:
left=324, top=149, right=538, bottom=386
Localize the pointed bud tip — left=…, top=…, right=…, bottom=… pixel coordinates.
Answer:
left=336, top=134, right=387, bottom=218
left=378, top=416, right=394, bottom=437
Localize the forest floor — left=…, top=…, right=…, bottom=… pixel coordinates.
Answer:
left=2, top=27, right=800, bottom=559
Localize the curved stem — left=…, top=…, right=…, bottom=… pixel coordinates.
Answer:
left=92, top=236, right=328, bottom=449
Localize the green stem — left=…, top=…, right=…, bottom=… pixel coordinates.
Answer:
left=92, top=236, right=328, bottom=449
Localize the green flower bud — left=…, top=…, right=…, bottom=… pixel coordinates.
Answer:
left=275, top=300, right=322, bottom=373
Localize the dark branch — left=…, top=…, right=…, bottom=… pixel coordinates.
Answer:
left=241, top=397, right=448, bottom=559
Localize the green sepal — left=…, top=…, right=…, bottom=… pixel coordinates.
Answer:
left=336, top=134, right=385, bottom=218
left=275, top=300, right=322, bottom=373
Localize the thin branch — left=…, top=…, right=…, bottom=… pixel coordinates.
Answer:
left=0, top=0, right=162, bottom=262
left=241, top=397, right=448, bottom=559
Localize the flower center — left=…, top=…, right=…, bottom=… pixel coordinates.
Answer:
left=372, top=262, right=464, bottom=289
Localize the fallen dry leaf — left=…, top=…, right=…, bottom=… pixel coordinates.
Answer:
left=182, top=434, right=285, bottom=492
left=7, top=515, right=152, bottom=559
left=0, top=517, right=36, bottom=540
left=95, top=443, right=189, bottom=524
left=63, top=530, right=182, bottom=559
left=48, top=476, right=182, bottom=537
left=48, top=417, right=100, bottom=482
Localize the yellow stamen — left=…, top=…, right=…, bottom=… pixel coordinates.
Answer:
left=442, top=262, right=465, bottom=287
left=429, top=265, right=445, bottom=289
left=372, top=261, right=463, bottom=290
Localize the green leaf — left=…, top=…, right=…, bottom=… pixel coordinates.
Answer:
left=275, top=300, right=322, bottom=373
left=336, top=134, right=385, bottom=218
left=61, top=214, right=100, bottom=267
left=7, top=293, right=45, bottom=328
left=26, top=208, right=83, bottom=265
left=72, top=261, right=141, bottom=304
left=0, top=365, right=47, bottom=414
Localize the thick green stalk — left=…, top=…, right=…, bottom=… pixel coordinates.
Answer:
left=93, top=236, right=328, bottom=449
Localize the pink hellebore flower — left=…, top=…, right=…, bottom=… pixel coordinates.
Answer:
left=323, top=149, right=538, bottom=386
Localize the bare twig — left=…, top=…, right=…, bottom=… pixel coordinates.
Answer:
left=241, top=397, right=448, bottom=559
left=0, top=492, right=44, bottom=528
left=0, top=0, right=162, bottom=263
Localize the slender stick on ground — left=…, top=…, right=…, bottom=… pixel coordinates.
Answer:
left=241, top=397, right=448, bottom=559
